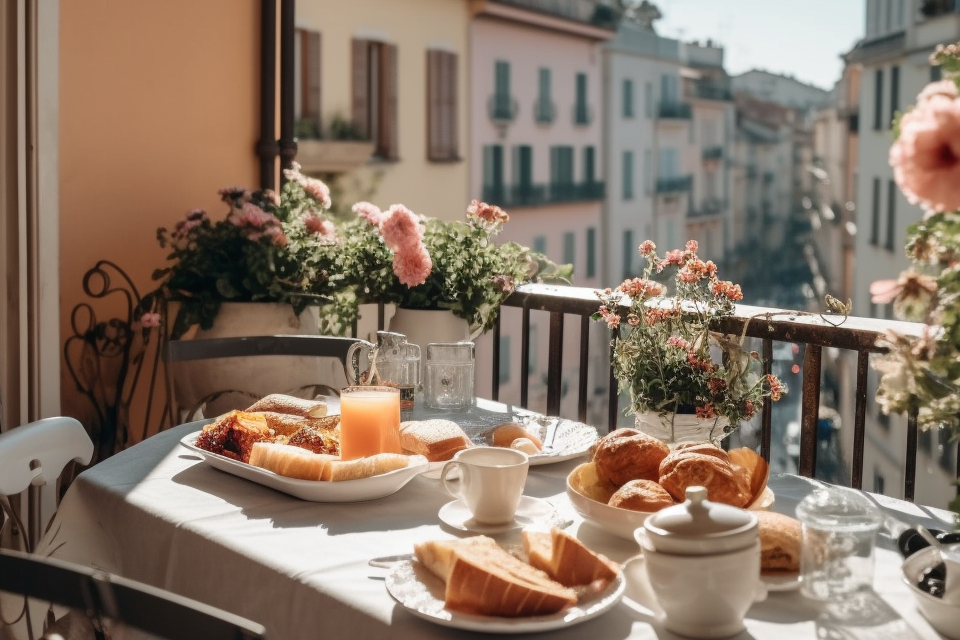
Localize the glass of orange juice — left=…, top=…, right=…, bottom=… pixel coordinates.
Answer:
left=339, top=385, right=401, bottom=460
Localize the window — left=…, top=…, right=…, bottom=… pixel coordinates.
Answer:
left=873, top=470, right=885, bottom=496
left=870, top=177, right=881, bottom=246
left=352, top=39, right=398, bottom=159
left=493, top=60, right=512, bottom=119
left=499, top=336, right=511, bottom=383
left=586, top=227, right=596, bottom=278
left=533, top=235, right=547, bottom=254
left=574, top=72, right=589, bottom=125
left=932, top=64, right=943, bottom=82
left=645, top=82, right=653, bottom=117
left=426, top=49, right=458, bottom=161
left=583, top=146, right=595, bottom=184
left=660, top=74, right=679, bottom=103
left=536, top=67, right=553, bottom=123
left=622, top=229, right=634, bottom=278
left=873, top=68, right=884, bottom=131
left=296, top=29, right=322, bottom=137
left=659, top=147, right=679, bottom=178
left=563, top=231, right=575, bottom=265
left=623, top=79, right=634, bottom=118
left=622, top=151, right=634, bottom=200
left=483, top=145, right=504, bottom=202
left=886, top=179, right=896, bottom=251
left=643, top=149, right=652, bottom=193
left=889, top=65, right=899, bottom=124
left=550, top=146, right=574, bottom=197
left=512, top=145, right=533, bottom=188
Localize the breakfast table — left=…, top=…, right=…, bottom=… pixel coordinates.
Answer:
left=33, top=401, right=959, bottom=640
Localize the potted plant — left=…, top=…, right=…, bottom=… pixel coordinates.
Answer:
left=594, top=240, right=786, bottom=445
left=335, top=199, right=572, bottom=347
left=871, top=42, right=960, bottom=515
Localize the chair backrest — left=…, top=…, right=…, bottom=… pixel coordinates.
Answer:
left=0, top=417, right=93, bottom=552
left=163, top=334, right=372, bottom=420
left=0, top=548, right=266, bottom=640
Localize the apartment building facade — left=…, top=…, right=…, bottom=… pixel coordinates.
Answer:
left=468, top=0, right=615, bottom=420
left=845, top=0, right=959, bottom=506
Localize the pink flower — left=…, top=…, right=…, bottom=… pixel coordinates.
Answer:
left=889, top=95, right=960, bottom=213
left=140, top=312, right=161, bottom=328
left=303, top=177, right=332, bottom=209
left=666, top=336, right=690, bottom=350
left=302, top=213, right=336, bottom=240
left=382, top=204, right=425, bottom=252
left=918, top=80, right=959, bottom=103
left=466, top=199, right=509, bottom=229
left=352, top=201, right=383, bottom=226
left=639, top=240, right=656, bottom=256
left=393, top=246, right=432, bottom=287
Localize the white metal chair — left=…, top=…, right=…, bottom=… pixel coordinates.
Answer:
left=0, top=548, right=266, bottom=640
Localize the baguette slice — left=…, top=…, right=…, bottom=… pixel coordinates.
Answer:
left=248, top=442, right=336, bottom=480
left=414, top=536, right=502, bottom=582
left=399, top=419, right=472, bottom=462
left=245, top=393, right=328, bottom=418
left=320, top=453, right=418, bottom=482
left=522, top=527, right=620, bottom=588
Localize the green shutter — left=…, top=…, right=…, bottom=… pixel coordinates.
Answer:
left=623, top=79, right=633, bottom=118
left=563, top=231, right=575, bottom=265
left=575, top=73, right=588, bottom=124
left=586, top=227, right=596, bottom=278
left=534, top=235, right=547, bottom=254
left=622, top=229, right=634, bottom=279
left=583, top=146, right=595, bottom=184
left=623, top=151, right=634, bottom=200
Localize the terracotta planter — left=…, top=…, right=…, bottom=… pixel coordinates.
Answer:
left=171, top=302, right=340, bottom=419
left=633, top=411, right=731, bottom=448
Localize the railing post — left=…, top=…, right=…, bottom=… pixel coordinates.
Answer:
left=798, top=344, right=822, bottom=478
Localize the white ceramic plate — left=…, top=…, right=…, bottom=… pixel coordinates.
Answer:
left=385, top=559, right=625, bottom=634
left=762, top=572, right=801, bottom=592
left=179, top=431, right=429, bottom=502
left=437, top=496, right=559, bottom=534
left=474, top=419, right=598, bottom=466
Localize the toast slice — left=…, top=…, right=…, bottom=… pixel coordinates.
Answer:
left=522, top=527, right=620, bottom=588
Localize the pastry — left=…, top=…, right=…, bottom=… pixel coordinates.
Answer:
left=399, top=419, right=472, bottom=462
left=607, top=478, right=676, bottom=511
left=245, top=393, right=328, bottom=418
left=728, top=447, right=770, bottom=506
left=756, top=511, right=801, bottom=574
left=658, top=451, right=751, bottom=507
left=569, top=461, right=618, bottom=504
left=593, top=428, right=670, bottom=487
left=491, top=422, right=543, bottom=450
left=195, top=410, right=271, bottom=463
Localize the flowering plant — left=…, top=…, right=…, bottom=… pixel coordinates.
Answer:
left=594, top=240, right=785, bottom=434
left=335, top=200, right=572, bottom=337
left=873, top=43, right=960, bottom=438
left=136, top=162, right=354, bottom=339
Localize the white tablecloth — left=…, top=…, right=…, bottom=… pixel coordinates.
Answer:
left=35, top=421, right=959, bottom=640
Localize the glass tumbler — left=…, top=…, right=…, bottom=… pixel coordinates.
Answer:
left=425, top=342, right=475, bottom=410
left=796, top=486, right=883, bottom=601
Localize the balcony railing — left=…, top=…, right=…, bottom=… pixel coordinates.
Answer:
left=488, top=283, right=950, bottom=503
left=488, top=94, right=518, bottom=122
left=657, top=100, right=692, bottom=119
left=688, top=198, right=724, bottom=217
left=482, top=181, right=605, bottom=208
left=534, top=99, right=555, bottom=124
left=572, top=103, right=593, bottom=126
left=693, top=80, right=733, bottom=101
left=702, top=146, right=723, bottom=161
left=655, top=175, right=693, bottom=194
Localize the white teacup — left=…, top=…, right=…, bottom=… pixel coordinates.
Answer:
left=440, top=447, right=529, bottom=525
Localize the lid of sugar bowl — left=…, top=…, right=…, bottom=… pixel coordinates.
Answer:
left=640, top=486, right=759, bottom=555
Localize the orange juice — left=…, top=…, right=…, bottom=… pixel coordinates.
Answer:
left=339, top=386, right=402, bottom=460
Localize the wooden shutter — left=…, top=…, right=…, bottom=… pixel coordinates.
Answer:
left=378, top=43, right=399, bottom=159
left=427, top=49, right=458, bottom=161
left=301, top=30, right=322, bottom=131
left=351, top=38, right=370, bottom=139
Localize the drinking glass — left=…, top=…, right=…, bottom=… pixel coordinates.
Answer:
left=796, top=486, right=883, bottom=600
left=338, top=385, right=401, bottom=460
left=424, top=342, right=475, bottom=410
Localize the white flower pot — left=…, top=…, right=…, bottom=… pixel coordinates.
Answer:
left=634, top=411, right=731, bottom=448
left=387, top=307, right=471, bottom=378
left=171, top=302, right=338, bottom=419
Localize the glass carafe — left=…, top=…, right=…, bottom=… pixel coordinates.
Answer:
left=348, top=331, right=421, bottom=412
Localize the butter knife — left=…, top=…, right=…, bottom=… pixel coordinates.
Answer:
left=540, top=418, right=560, bottom=455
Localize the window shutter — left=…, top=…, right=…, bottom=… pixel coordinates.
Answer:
left=379, top=43, right=399, bottom=159
left=427, top=50, right=458, bottom=161
left=301, top=30, right=322, bottom=130
left=351, top=39, right=370, bottom=139
left=427, top=50, right=442, bottom=159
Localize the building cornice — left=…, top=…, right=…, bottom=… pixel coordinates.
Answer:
left=469, top=0, right=616, bottom=41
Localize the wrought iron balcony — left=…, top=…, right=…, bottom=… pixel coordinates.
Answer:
left=688, top=198, right=724, bottom=217
left=657, top=100, right=692, bottom=119
left=655, top=175, right=693, bottom=193
left=482, top=181, right=605, bottom=208
left=488, top=94, right=518, bottom=123
left=572, top=103, right=593, bottom=126
left=534, top=99, right=555, bottom=124
left=702, top=146, right=723, bottom=161
left=693, top=80, right=733, bottom=101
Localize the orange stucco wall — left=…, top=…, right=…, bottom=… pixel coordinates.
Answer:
left=59, top=0, right=261, bottom=425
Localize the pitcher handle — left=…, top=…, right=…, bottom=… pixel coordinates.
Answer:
left=345, top=338, right=375, bottom=386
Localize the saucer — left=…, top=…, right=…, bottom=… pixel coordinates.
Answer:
left=438, top=496, right=556, bottom=534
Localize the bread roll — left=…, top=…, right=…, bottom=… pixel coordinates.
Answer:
left=756, top=511, right=801, bottom=574
left=248, top=442, right=336, bottom=480
left=522, top=527, right=619, bottom=588
left=593, top=428, right=670, bottom=487
left=658, top=451, right=751, bottom=507
left=415, top=536, right=577, bottom=617
left=399, top=419, right=472, bottom=462
left=491, top=423, right=543, bottom=450
left=320, top=452, right=418, bottom=481
left=673, top=441, right=730, bottom=462
left=245, top=394, right=328, bottom=418
left=607, top=479, right=676, bottom=512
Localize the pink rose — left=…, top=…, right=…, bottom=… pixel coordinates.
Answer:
left=381, top=204, right=425, bottom=252
left=392, top=246, right=432, bottom=287
left=303, top=177, right=332, bottom=209
left=889, top=95, right=960, bottom=213
left=352, top=201, right=383, bottom=226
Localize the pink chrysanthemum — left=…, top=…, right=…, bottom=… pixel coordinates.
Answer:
left=303, top=177, right=332, bottom=209
left=382, top=204, right=425, bottom=252
left=352, top=201, right=383, bottom=226
left=392, top=246, right=432, bottom=287
left=639, top=240, right=656, bottom=256
left=889, top=94, right=960, bottom=213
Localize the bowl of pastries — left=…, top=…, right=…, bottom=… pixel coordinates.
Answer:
left=566, top=428, right=773, bottom=540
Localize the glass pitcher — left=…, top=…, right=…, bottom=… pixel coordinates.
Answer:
left=346, top=331, right=421, bottom=411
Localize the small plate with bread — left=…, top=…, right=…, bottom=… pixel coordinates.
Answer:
left=385, top=529, right=625, bottom=633
left=566, top=428, right=775, bottom=540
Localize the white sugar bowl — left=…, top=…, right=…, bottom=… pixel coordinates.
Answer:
left=635, top=486, right=767, bottom=639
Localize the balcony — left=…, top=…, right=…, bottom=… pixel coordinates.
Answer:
left=572, top=103, right=593, bottom=126
left=702, top=146, right=723, bottom=162
left=657, top=100, right=692, bottom=120
left=488, top=93, right=518, bottom=123
left=688, top=198, right=724, bottom=218
left=295, top=139, right=376, bottom=175
left=534, top=99, right=555, bottom=124
left=656, top=175, right=693, bottom=194
left=482, top=181, right=605, bottom=208
left=693, top=80, right=733, bottom=101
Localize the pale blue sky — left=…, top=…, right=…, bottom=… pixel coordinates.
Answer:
left=654, top=0, right=866, bottom=90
